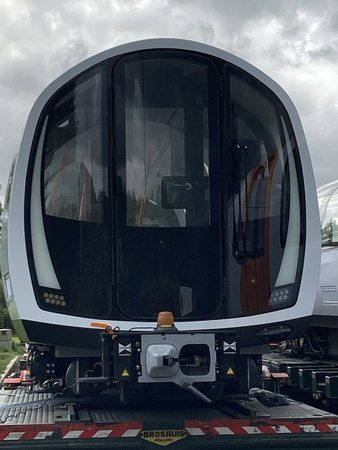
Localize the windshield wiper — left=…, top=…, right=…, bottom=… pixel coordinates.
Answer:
left=232, top=143, right=248, bottom=265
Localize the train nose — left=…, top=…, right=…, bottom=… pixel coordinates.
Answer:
left=145, top=344, right=179, bottom=378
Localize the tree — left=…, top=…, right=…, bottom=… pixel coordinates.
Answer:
left=0, top=198, right=2, bottom=235
left=0, top=200, right=13, bottom=330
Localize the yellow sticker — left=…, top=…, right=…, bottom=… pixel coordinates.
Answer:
left=226, top=367, right=235, bottom=375
left=121, top=369, right=130, bottom=377
left=140, top=430, right=187, bottom=447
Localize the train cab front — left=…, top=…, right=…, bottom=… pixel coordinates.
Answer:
left=1, top=40, right=319, bottom=399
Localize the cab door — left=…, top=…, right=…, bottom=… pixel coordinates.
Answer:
left=113, top=52, right=223, bottom=320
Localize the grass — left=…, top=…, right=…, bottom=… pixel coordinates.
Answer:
left=0, top=336, right=25, bottom=376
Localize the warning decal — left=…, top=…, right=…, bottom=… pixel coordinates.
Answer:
left=223, top=341, right=237, bottom=353
left=121, top=369, right=130, bottom=377
left=118, top=343, right=132, bottom=356
left=2, top=417, right=338, bottom=441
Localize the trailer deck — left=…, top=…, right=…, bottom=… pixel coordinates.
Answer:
left=1, top=385, right=338, bottom=449
left=263, top=350, right=338, bottom=401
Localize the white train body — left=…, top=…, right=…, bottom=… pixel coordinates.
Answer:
left=0, top=39, right=320, bottom=397
left=307, top=180, right=338, bottom=357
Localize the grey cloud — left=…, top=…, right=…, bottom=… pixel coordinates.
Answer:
left=51, top=35, right=90, bottom=74
left=330, top=12, right=338, bottom=30
left=0, top=57, right=47, bottom=99
left=2, top=0, right=338, bottom=203
left=308, top=45, right=338, bottom=61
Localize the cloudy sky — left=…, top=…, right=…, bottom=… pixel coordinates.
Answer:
left=1, top=0, right=338, bottom=205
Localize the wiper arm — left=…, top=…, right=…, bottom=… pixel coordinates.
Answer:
left=232, top=144, right=248, bottom=264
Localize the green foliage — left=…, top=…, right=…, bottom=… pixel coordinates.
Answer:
left=0, top=277, right=3, bottom=305
left=0, top=307, right=13, bottom=331
left=0, top=200, right=2, bottom=243
left=0, top=338, right=24, bottom=377
left=0, top=278, right=13, bottom=331
left=0, top=213, right=14, bottom=331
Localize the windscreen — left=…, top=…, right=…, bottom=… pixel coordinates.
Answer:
left=30, top=68, right=111, bottom=318
left=114, top=53, right=222, bottom=319
left=227, top=70, right=305, bottom=316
